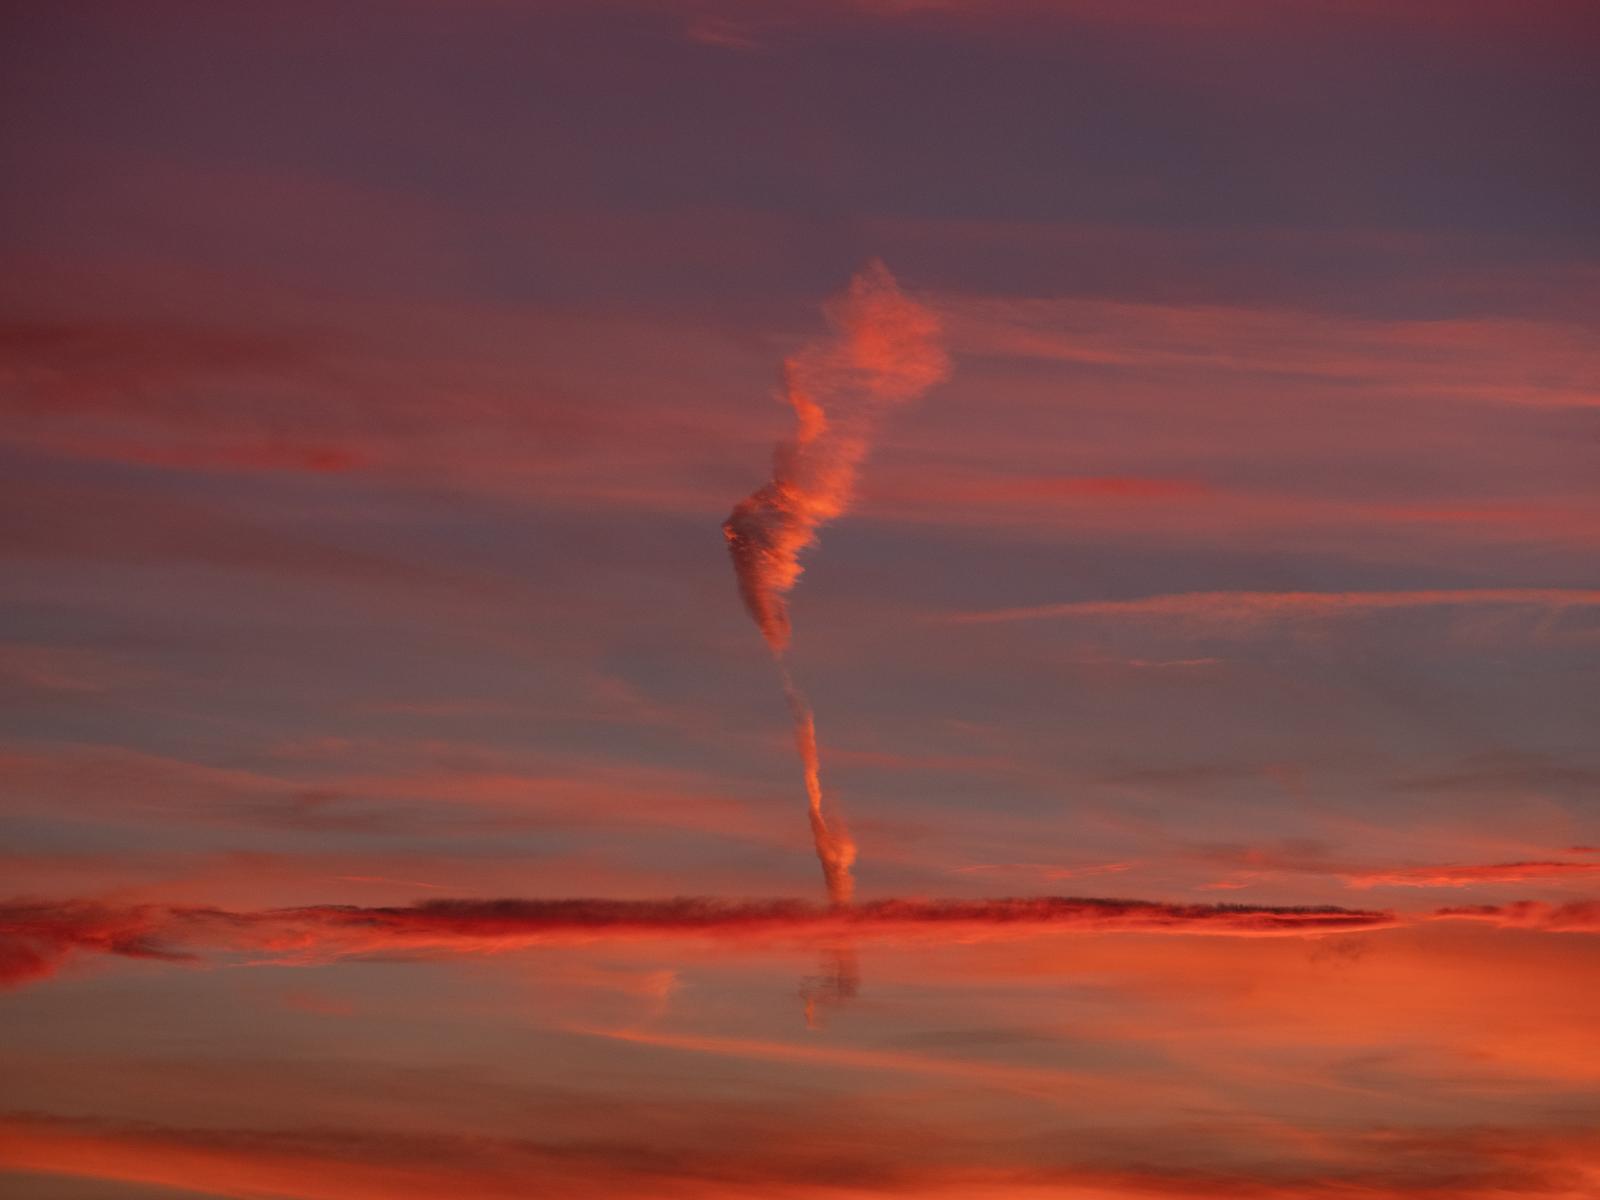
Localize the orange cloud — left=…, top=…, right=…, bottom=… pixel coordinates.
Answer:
left=1192, top=844, right=1600, bottom=893
left=1433, top=901, right=1600, bottom=932
left=724, top=261, right=949, bottom=904
left=1345, top=862, right=1600, bottom=889
left=725, top=260, right=949, bottom=655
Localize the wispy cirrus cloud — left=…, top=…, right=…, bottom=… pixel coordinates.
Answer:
left=0, top=741, right=781, bottom=843
left=579, top=1023, right=1215, bottom=1108
left=1433, top=900, right=1600, bottom=932
left=938, top=293, right=1600, bottom=410
left=937, top=588, right=1600, bottom=627
left=1346, top=862, right=1600, bottom=889
left=1193, top=840, right=1600, bottom=894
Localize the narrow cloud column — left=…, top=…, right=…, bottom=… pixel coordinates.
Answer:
left=723, top=261, right=950, bottom=905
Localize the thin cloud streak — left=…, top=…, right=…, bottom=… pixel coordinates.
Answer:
left=939, top=293, right=1600, bottom=410
left=1346, top=862, right=1600, bottom=889
left=1433, top=901, right=1600, bottom=932
left=4, top=1110, right=1598, bottom=1200
left=578, top=1025, right=1217, bottom=1109
left=0, top=895, right=1401, bottom=989
left=1196, top=845, right=1600, bottom=893
left=939, top=588, right=1600, bottom=626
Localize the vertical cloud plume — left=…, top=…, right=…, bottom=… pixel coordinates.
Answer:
left=781, top=674, right=857, bottom=906
left=724, top=261, right=949, bottom=904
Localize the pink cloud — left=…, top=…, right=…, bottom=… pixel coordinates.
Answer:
left=936, top=292, right=1600, bottom=410
left=0, top=901, right=191, bottom=989
left=938, top=588, right=1600, bottom=627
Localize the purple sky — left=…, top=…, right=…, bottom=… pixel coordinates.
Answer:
left=2, top=3, right=1598, bottom=1197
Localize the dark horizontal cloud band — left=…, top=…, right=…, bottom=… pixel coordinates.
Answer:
left=3, top=894, right=1401, bottom=989
left=13, top=893, right=1597, bottom=992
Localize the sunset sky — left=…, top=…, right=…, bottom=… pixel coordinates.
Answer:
left=3, top=2, right=1598, bottom=1197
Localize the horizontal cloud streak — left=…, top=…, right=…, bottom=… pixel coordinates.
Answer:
left=939, top=588, right=1600, bottom=626
left=0, top=901, right=191, bottom=989
left=4, top=1110, right=1598, bottom=1200
left=940, top=293, right=1600, bottom=410
left=1433, top=901, right=1600, bottom=932
left=268, top=895, right=1395, bottom=939
left=0, top=895, right=1400, bottom=988
left=1346, top=862, right=1600, bottom=889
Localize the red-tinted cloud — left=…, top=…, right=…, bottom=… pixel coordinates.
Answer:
left=3, top=1111, right=1597, bottom=1200
left=0, top=901, right=191, bottom=989
left=1346, top=862, right=1600, bottom=889
left=0, top=317, right=368, bottom=473
left=723, top=259, right=948, bottom=652
left=1193, top=843, right=1600, bottom=893
left=271, top=895, right=1397, bottom=940
left=1433, top=901, right=1600, bottom=932
left=938, top=293, right=1600, bottom=411
left=940, top=588, right=1600, bottom=627
left=0, top=894, right=1399, bottom=989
